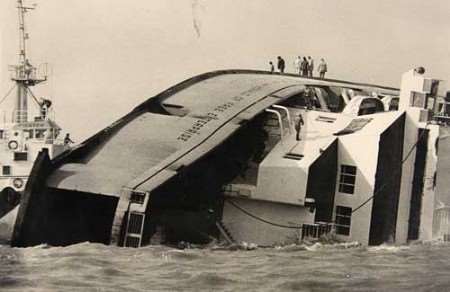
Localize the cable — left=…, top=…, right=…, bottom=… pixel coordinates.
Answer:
left=0, top=84, right=17, bottom=106
left=351, top=122, right=430, bottom=214
left=26, top=87, right=41, bottom=105
left=225, top=198, right=303, bottom=229
left=401, top=124, right=430, bottom=164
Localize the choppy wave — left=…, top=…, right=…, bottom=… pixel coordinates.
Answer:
left=1, top=241, right=450, bottom=291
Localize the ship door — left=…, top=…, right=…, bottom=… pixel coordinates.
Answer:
left=123, top=191, right=149, bottom=248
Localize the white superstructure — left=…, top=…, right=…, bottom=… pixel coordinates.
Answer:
left=0, top=0, right=67, bottom=222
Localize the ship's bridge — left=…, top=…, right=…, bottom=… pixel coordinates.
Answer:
left=14, top=119, right=62, bottom=143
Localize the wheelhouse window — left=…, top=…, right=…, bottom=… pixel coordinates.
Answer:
left=24, top=129, right=34, bottom=139
left=335, top=206, right=352, bottom=236
left=339, top=165, right=357, bottom=194
left=35, top=129, right=46, bottom=139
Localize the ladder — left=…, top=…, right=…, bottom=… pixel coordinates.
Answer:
left=216, top=220, right=235, bottom=245
left=123, top=191, right=149, bottom=248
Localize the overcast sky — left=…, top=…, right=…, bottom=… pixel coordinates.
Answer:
left=1, top=0, right=449, bottom=140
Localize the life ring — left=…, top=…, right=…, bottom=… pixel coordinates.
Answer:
left=8, top=140, right=18, bottom=150
left=13, top=178, right=24, bottom=189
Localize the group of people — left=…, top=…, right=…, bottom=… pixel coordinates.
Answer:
left=269, top=56, right=328, bottom=79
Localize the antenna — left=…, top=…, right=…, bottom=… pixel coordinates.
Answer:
left=10, top=0, right=44, bottom=124
left=17, top=0, right=37, bottom=65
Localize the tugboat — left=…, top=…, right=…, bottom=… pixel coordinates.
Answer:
left=0, top=0, right=67, bottom=238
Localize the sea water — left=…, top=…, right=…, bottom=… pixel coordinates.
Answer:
left=1, top=241, right=450, bottom=292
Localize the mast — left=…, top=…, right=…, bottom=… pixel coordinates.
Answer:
left=17, top=0, right=27, bottom=65
left=11, top=0, right=45, bottom=124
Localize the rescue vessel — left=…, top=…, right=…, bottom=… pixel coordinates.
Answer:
left=0, top=0, right=68, bottom=240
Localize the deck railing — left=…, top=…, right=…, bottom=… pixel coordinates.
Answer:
left=9, top=64, right=47, bottom=82
left=0, top=109, right=56, bottom=124
left=301, top=222, right=334, bottom=240
left=434, top=206, right=450, bottom=241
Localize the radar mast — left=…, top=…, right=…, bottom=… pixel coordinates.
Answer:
left=10, top=0, right=47, bottom=124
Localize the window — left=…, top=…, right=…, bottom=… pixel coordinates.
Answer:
left=2, top=165, right=11, bottom=175
left=35, top=129, right=46, bottom=139
left=14, top=152, right=28, bottom=161
left=130, top=192, right=146, bottom=204
left=335, top=206, right=352, bottom=236
left=279, top=93, right=307, bottom=109
left=24, top=130, right=34, bottom=139
left=315, top=115, right=336, bottom=123
left=283, top=153, right=303, bottom=160
left=358, top=98, right=385, bottom=115
left=388, top=98, right=399, bottom=111
left=339, top=165, right=357, bottom=194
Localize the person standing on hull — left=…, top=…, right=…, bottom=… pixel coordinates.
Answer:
left=318, top=58, right=327, bottom=79
left=295, top=113, right=305, bottom=141
left=277, top=56, right=285, bottom=74
left=307, top=56, right=314, bottom=77
left=269, top=61, right=274, bottom=74
left=294, top=56, right=302, bottom=75
left=301, top=57, right=309, bottom=77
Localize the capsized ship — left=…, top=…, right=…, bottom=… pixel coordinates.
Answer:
left=0, top=0, right=68, bottom=241
left=11, top=68, right=445, bottom=247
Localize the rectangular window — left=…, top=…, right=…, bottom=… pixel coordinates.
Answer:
left=24, top=130, right=34, bottom=139
left=130, top=192, right=146, bottom=205
left=335, top=206, right=352, bottom=236
left=283, top=153, right=304, bottom=160
left=2, top=165, right=11, bottom=175
left=338, top=165, right=357, bottom=194
left=14, top=152, right=28, bottom=161
left=35, top=129, right=46, bottom=139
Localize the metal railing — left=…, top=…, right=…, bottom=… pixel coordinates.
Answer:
left=301, top=222, right=334, bottom=240
left=265, top=109, right=285, bottom=140
left=435, top=206, right=450, bottom=241
left=14, top=110, right=28, bottom=123
left=0, top=109, right=56, bottom=124
left=433, top=101, right=450, bottom=125
left=9, top=65, right=47, bottom=82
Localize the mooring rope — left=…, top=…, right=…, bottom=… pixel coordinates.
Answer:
left=225, top=198, right=303, bottom=229
left=352, top=122, right=431, bottom=214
